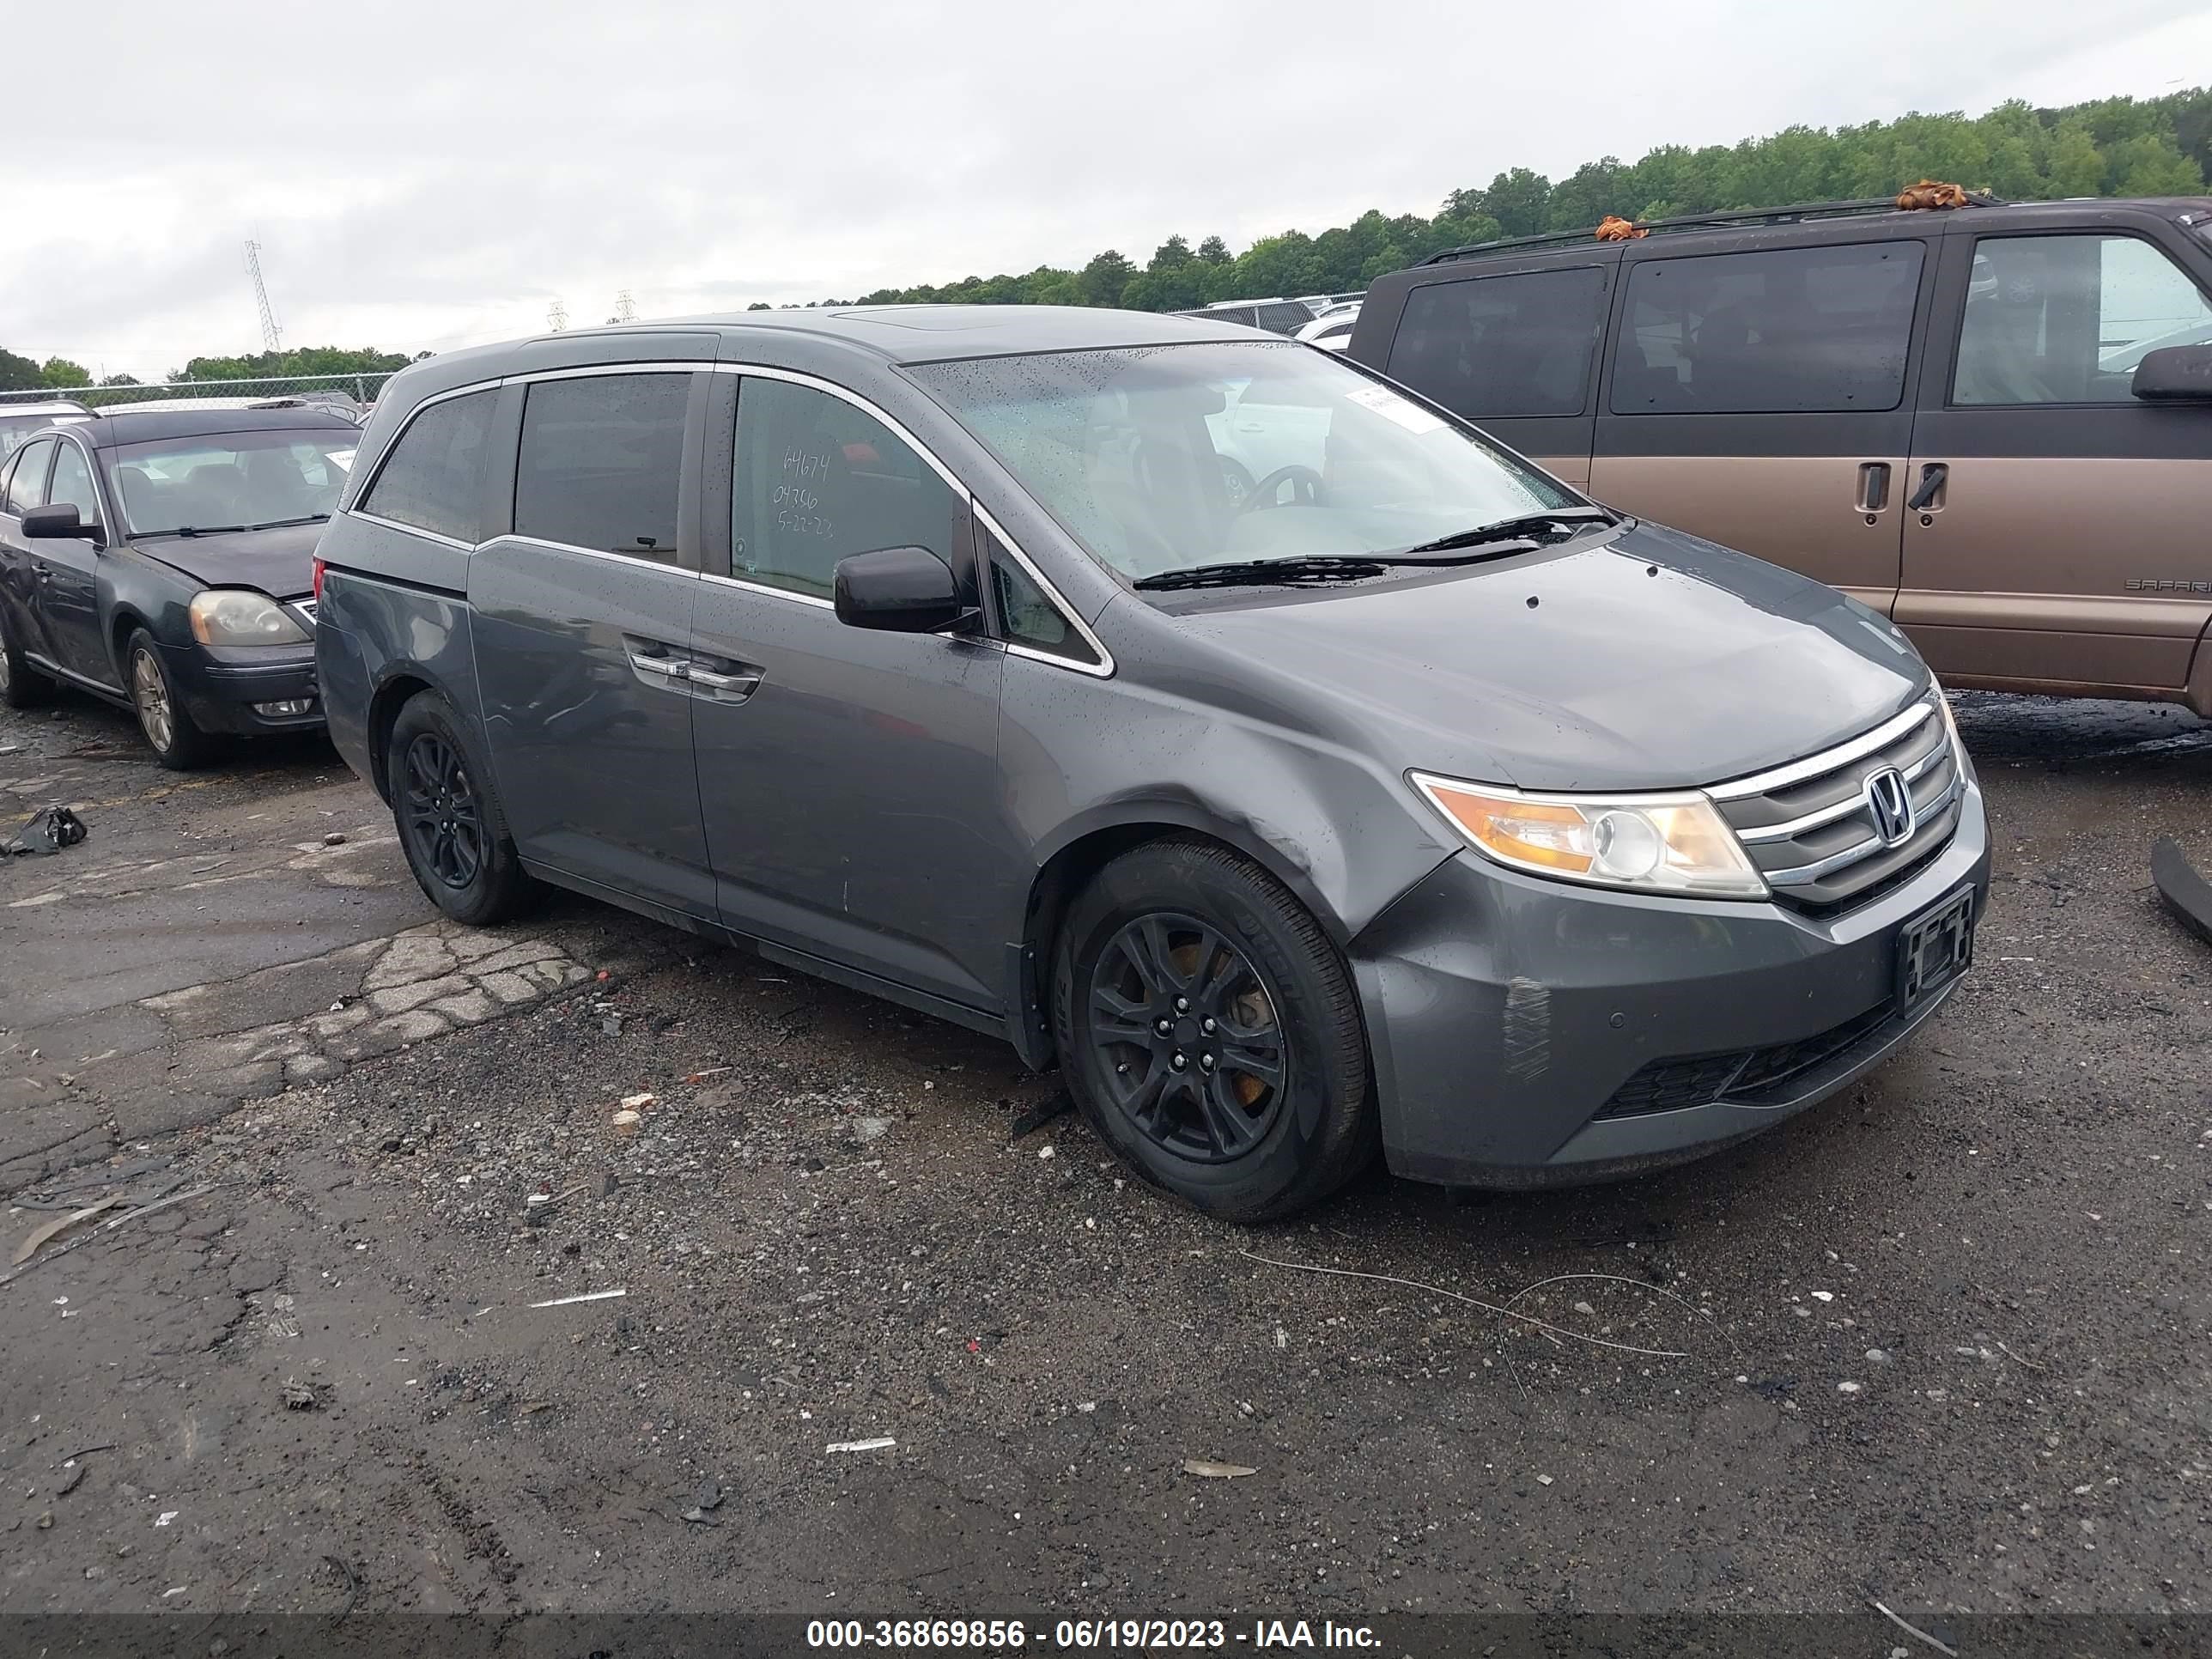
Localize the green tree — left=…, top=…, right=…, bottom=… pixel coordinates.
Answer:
left=172, top=346, right=412, bottom=383
left=40, top=357, right=91, bottom=387
left=0, top=349, right=41, bottom=391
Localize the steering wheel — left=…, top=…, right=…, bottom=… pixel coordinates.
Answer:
left=1234, top=464, right=1323, bottom=516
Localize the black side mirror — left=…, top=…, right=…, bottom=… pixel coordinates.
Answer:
left=2132, top=343, right=2212, bottom=401
left=833, top=545, right=975, bottom=634
left=21, top=503, right=100, bottom=544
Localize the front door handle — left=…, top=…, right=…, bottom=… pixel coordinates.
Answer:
left=683, top=659, right=764, bottom=702
left=623, top=641, right=691, bottom=692
left=1856, top=461, right=1892, bottom=514
left=1907, top=462, right=1948, bottom=514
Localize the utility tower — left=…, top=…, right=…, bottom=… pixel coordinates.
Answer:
left=548, top=296, right=569, bottom=331
left=243, top=240, right=283, bottom=353
left=616, top=289, right=637, bottom=323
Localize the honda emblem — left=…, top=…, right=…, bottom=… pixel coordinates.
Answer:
left=1865, top=767, right=1916, bottom=847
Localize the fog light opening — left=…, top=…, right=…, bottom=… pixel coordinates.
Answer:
left=252, top=698, right=316, bottom=718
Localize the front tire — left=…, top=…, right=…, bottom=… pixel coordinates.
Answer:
left=126, top=629, right=214, bottom=770
left=1053, top=839, right=1376, bottom=1221
left=386, top=690, right=536, bottom=926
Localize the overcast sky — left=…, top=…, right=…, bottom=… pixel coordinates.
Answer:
left=3, top=0, right=2205, bottom=379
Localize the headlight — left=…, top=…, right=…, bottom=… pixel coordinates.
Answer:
left=1932, top=679, right=1967, bottom=770
left=190, top=589, right=308, bottom=647
left=1411, top=772, right=1768, bottom=898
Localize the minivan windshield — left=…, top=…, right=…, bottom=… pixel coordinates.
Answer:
left=908, top=342, right=1578, bottom=584
left=106, top=428, right=358, bottom=537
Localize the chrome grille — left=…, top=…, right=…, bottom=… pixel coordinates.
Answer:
left=293, top=599, right=318, bottom=626
left=1711, top=695, right=1964, bottom=912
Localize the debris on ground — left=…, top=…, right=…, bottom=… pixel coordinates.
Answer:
left=322, top=831, right=347, bottom=846
left=1009, top=1091, right=1073, bottom=1141
left=528, top=1289, right=626, bottom=1309
left=2150, top=838, right=2212, bottom=946
left=10, top=1196, right=126, bottom=1266
left=0, top=803, right=88, bottom=857
left=824, top=1437, right=896, bottom=1454
left=611, top=1110, right=644, bottom=1138
left=282, top=1382, right=324, bottom=1411
left=0, top=1183, right=217, bottom=1288
left=1182, top=1459, right=1257, bottom=1480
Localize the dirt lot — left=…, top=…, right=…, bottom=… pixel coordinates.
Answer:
left=3, top=683, right=2209, bottom=1638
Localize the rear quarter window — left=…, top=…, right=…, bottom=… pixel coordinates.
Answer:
left=1385, top=266, right=1607, bottom=420
left=513, top=373, right=689, bottom=562
left=1610, top=240, right=1925, bottom=415
left=358, top=388, right=497, bottom=544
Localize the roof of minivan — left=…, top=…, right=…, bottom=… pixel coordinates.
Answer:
left=1406, top=194, right=2212, bottom=270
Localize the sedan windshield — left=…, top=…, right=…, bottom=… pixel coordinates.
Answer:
left=107, top=429, right=358, bottom=537
left=908, top=341, right=1576, bottom=583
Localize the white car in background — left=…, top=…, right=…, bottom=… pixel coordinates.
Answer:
left=0, top=398, right=92, bottom=460
left=1296, top=304, right=1360, bottom=352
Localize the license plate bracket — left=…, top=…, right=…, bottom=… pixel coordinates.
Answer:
left=1898, top=884, right=1976, bottom=1011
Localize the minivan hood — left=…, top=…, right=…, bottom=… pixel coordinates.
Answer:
left=131, top=521, right=322, bottom=597
left=1149, top=523, right=1929, bottom=793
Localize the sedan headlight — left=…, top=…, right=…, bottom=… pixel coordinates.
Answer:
left=189, top=589, right=308, bottom=647
left=1411, top=772, right=1768, bottom=898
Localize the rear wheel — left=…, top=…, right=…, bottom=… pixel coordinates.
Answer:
left=386, top=690, right=536, bottom=925
left=0, top=610, right=52, bottom=709
left=126, top=629, right=214, bottom=770
left=1053, top=839, right=1376, bottom=1221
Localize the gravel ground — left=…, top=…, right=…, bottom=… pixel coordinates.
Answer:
left=2, top=684, right=2209, bottom=1629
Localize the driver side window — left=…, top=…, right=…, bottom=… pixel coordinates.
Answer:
left=47, top=443, right=99, bottom=521
left=1954, top=234, right=2212, bottom=405
left=731, top=378, right=960, bottom=599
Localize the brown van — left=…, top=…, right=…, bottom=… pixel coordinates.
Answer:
left=1350, top=194, right=2212, bottom=714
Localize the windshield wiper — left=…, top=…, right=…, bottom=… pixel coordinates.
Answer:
left=1397, top=505, right=1623, bottom=557
left=169, top=524, right=250, bottom=538
left=243, top=514, right=331, bottom=530
left=1133, top=556, right=1396, bottom=591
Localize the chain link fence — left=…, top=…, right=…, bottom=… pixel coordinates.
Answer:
left=0, top=371, right=398, bottom=416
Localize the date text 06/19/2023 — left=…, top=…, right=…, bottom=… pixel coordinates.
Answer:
left=805, top=1618, right=1384, bottom=1650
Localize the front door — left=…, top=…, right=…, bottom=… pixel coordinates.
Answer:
left=35, top=438, right=118, bottom=686
left=690, top=371, right=1015, bottom=1012
left=1898, top=227, right=2212, bottom=696
left=0, top=438, right=56, bottom=667
left=1589, top=230, right=1934, bottom=614
left=467, top=369, right=715, bottom=921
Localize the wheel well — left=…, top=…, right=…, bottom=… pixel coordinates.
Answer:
left=365, top=673, right=432, bottom=799
left=1018, top=823, right=1264, bottom=1069
left=108, top=611, right=147, bottom=679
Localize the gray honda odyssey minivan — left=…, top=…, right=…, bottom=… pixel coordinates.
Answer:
left=314, top=306, right=1989, bottom=1219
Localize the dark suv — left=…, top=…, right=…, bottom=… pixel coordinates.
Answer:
left=0, top=406, right=358, bottom=764
left=1351, top=194, right=2212, bottom=714
left=315, top=307, right=1988, bottom=1219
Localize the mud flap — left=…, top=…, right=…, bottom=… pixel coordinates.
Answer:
left=2151, top=838, right=2212, bottom=947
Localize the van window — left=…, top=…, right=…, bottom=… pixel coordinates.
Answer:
left=1611, top=241, right=1924, bottom=415
left=360, top=389, right=495, bottom=544
left=514, top=373, right=689, bottom=562
left=1952, top=234, right=2212, bottom=404
left=984, top=526, right=1097, bottom=666
left=731, top=378, right=961, bottom=600
left=1387, top=267, right=1607, bottom=419
left=3, top=439, right=52, bottom=516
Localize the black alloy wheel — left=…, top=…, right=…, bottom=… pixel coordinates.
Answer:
left=1086, top=912, right=1289, bottom=1164
left=398, top=730, right=485, bottom=890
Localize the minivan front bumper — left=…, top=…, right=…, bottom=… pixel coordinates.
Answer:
left=1350, top=779, right=1990, bottom=1187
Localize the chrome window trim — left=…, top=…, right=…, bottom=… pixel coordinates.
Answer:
left=972, top=500, right=1115, bottom=680
left=699, top=568, right=836, bottom=611
left=346, top=507, right=477, bottom=552
left=47, top=429, right=112, bottom=533
left=488, top=532, right=700, bottom=575
left=1706, top=697, right=1936, bottom=801
left=708, top=361, right=969, bottom=495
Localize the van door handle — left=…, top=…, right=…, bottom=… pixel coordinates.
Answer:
left=1907, top=463, right=1948, bottom=514
left=683, top=663, right=763, bottom=701
left=623, top=644, right=691, bottom=691
left=1856, top=462, right=1892, bottom=514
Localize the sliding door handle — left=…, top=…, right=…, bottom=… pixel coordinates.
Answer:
left=1855, top=461, right=1892, bottom=514
left=1907, top=462, right=1948, bottom=514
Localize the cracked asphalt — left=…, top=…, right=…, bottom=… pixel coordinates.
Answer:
left=2, top=682, right=2209, bottom=1631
